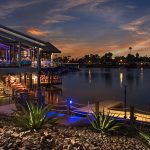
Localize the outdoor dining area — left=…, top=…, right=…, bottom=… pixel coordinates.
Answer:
left=4, top=74, right=28, bottom=99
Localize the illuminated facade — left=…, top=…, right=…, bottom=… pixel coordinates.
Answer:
left=0, top=25, right=62, bottom=100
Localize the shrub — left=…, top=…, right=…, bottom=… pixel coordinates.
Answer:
left=139, top=131, right=150, bottom=148
left=14, top=101, right=57, bottom=131
left=87, top=110, right=122, bottom=133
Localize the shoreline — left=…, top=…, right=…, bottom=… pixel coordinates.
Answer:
left=63, top=63, right=150, bottom=69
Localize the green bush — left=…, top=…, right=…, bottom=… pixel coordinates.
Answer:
left=87, top=110, right=122, bottom=133
left=139, top=131, right=150, bottom=148
left=14, top=101, right=57, bottom=131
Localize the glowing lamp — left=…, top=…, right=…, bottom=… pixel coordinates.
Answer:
left=67, top=98, right=73, bottom=105
left=69, top=100, right=73, bottom=105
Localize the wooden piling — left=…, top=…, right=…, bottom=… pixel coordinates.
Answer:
left=67, top=99, right=71, bottom=115
left=130, top=106, right=136, bottom=123
left=95, top=101, right=100, bottom=114
left=29, top=73, right=32, bottom=89
left=19, top=73, right=22, bottom=83
left=24, top=73, right=26, bottom=84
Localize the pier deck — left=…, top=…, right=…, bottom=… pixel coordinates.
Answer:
left=75, top=100, right=123, bottom=113
left=74, top=100, right=150, bottom=123
left=0, top=100, right=150, bottom=124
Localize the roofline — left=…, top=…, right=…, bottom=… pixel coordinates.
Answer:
left=0, top=24, right=61, bottom=53
left=0, top=25, right=46, bottom=46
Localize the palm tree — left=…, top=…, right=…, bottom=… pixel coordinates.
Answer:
left=129, top=47, right=132, bottom=54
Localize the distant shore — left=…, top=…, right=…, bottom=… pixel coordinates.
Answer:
left=63, top=63, right=150, bottom=69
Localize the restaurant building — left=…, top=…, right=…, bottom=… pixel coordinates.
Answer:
left=0, top=25, right=61, bottom=104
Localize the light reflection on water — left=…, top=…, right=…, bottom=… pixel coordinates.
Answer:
left=120, top=72, right=123, bottom=87
left=45, top=68, right=150, bottom=110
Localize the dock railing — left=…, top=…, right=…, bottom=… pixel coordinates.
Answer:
left=50, top=100, right=150, bottom=124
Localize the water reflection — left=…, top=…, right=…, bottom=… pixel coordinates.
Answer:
left=126, top=70, right=134, bottom=88
left=38, top=68, right=149, bottom=109
left=120, top=72, right=123, bottom=87
left=88, top=69, right=92, bottom=84
left=140, top=68, right=143, bottom=83
left=84, top=69, right=100, bottom=83
left=42, top=87, right=62, bottom=104
left=100, top=68, right=112, bottom=87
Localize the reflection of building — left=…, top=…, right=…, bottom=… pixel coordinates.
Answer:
left=120, top=72, right=123, bottom=87
left=0, top=25, right=61, bottom=103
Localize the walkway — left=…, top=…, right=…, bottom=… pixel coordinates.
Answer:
left=73, top=100, right=150, bottom=123
left=0, top=100, right=150, bottom=125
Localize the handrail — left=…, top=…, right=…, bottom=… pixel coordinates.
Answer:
left=52, top=104, right=67, bottom=107
left=135, top=114, right=150, bottom=120
left=51, top=109, right=67, bottom=112
left=135, top=108, right=150, bottom=115
left=70, top=110, right=90, bottom=116
left=74, top=102, right=87, bottom=106
left=49, top=101, right=150, bottom=123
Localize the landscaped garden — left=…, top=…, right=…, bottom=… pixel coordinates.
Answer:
left=0, top=101, right=150, bottom=150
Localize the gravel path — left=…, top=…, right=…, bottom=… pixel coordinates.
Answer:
left=0, top=115, right=149, bottom=150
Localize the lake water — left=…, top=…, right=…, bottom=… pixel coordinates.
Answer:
left=56, top=68, right=150, bottom=110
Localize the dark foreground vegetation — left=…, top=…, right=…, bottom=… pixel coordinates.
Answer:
left=0, top=102, right=150, bottom=150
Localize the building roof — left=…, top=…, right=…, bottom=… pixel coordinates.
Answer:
left=0, top=24, right=61, bottom=53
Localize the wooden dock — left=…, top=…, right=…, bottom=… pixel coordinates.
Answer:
left=75, top=100, right=123, bottom=113
left=0, top=99, right=150, bottom=124
left=74, top=100, right=150, bottom=123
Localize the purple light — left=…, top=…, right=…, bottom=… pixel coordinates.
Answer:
left=0, top=43, right=9, bottom=49
left=0, top=43, right=10, bottom=64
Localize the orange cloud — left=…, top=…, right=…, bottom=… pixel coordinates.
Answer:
left=27, top=28, right=47, bottom=37
left=53, top=37, right=150, bottom=58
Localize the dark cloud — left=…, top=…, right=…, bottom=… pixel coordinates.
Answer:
left=0, top=0, right=150, bottom=57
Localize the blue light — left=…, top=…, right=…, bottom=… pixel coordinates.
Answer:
left=67, top=98, right=73, bottom=105
left=67, top=116, right=82, bottom=124
left=47, top=112, right=65, bottom=118
left=69, top=100, right=73, bottom=104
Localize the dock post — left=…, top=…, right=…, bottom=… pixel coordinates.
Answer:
left=48, top=71, right=50, bottom=87
left=130, top=106, right=136, bottom=123
left=29, top=73, right=32, bottom=89
left=19, top=73, right=22, bottom=83
left=95, top=101, right=100, bottom=114
left=124, top=85, right=127, bottom=119
left=18, top=41, right=21, bottom=67
left=67, top=99, right=71, bottom=115
left=24, top=73, right=26, bottom=85
left=88, top=101, right=90, bottom=113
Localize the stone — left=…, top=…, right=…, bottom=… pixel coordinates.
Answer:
left=11, top=132, right=19, bottom=138
left=0, top=114, right=149, bottom=150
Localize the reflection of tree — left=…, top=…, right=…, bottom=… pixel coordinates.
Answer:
left=100, top=68, right=112, bottom=86
left=135, top=70, right=140, bottom=86
left=84, top=69, right=99, bottom=83
left=126, top=71, right=134, bottom=88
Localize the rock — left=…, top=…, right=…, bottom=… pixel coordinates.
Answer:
left=0, top=115, right=149, bottom=150
left=43, top=130, right=49, bottom=136
left=11, top=132, right=19, bottom=138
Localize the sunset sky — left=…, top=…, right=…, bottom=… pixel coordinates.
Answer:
left=0, top=0, right=150, bottom=58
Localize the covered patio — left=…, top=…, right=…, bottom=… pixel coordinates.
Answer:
left=0, top=24, right=60, bottom=68
left=0, top=25, right=62, bottom=105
